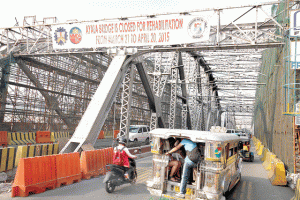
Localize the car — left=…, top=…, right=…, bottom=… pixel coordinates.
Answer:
left=118, top=125, right=150, bottom=144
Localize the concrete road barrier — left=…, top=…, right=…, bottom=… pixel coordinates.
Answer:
left=255, top=141, right=261, bottom=151
left=268, top=158, right=287, bottom=186
left=0, top=147, right=17, bottom=172
left=263, top=152, right=276, bottom=171
left=257, top=145, right=264, bottom=156
left=261, top=148, right=269, bottom=161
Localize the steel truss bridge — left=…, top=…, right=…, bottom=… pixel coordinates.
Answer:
left=0, top=1, right=295, bottom=152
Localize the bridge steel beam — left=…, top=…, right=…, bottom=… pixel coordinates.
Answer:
left=135, top=61, right=165, bottom=128
left=60, top=55, right=129, bottom=153
left=16, top=58, right=74, bottom=130
left=19, top=56, right=100, bottom=85
left=0, top=57, right=12, bottom=123
left=178, top=52, right=192, bottom=130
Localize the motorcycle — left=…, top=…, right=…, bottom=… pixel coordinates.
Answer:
left=103, top=157, right=137, bottom=193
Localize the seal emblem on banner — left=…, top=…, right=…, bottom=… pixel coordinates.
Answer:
left=54, top=27, right=68, bottom=46
left=70, top=27, right=82, bottom=44
left=187, top=17, right=208, bottom=39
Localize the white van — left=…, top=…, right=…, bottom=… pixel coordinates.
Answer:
left=118, top=125, right=150, bottom=143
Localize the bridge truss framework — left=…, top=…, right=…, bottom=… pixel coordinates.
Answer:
left=0, top=1, right=295, bottom=151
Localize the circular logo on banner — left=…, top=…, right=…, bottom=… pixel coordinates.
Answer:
left=54, top=27, right=68, bottom=46
left=187, top=17, right=208, bottom=39
left=69, top=27, right=82, bottom=44
left=215, top=147, right=222, bottom=158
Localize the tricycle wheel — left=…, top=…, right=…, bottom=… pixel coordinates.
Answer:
left=105, top=180, right=115, bottom=193
left=250, top=154, right=254, bottom=162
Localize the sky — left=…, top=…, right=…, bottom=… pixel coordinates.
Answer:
left=0, top=0, right=276, bottom=28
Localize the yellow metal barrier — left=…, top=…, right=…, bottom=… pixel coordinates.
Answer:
left=268, top=158, right=287, bottom=186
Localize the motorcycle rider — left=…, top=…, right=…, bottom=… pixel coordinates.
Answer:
left=114, top=138, right=137, bottom=179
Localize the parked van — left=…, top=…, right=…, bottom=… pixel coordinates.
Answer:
left=118, top=125, right=150, bottom=143
left=147, top=128, right=242, bottom=200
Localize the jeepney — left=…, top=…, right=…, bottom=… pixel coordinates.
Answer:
left=147, top=129, right=242, bottom=200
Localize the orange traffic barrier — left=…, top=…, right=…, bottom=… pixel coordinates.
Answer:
left=0, top=131, right=8, bottom=147
left=103, top=148, right=109, bottom=167
left=98, top=149, right=106, bottom=175
left=56, top=152, right=81, bottom=187
left=11, top=155, right=56, bottom=197
left=36, top=131, right=51, bottom=143
left=81, top=150, right=100, bottom=179
left=113, top=130, right=119, bottom=139
left=80, top=148, right=114, bottom=179
left=97, top=130, right=105, bottom=139
left=107, top=147, right=114, bottom=164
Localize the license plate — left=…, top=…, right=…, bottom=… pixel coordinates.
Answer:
left=246, top=152, right=250, bottom=157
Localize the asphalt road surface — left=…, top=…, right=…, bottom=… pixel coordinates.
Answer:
left=1, top=143, right=295, bottom=200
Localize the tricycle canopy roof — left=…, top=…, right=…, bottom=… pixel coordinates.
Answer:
left=150, top=128, right=240, bottom=143
left=239, top=136, right=250, bottom=142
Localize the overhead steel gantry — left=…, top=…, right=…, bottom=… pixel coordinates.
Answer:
left=0, top=1, right=291, bottom=152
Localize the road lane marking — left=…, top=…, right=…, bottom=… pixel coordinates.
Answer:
left=240, top=181, right=247, bottom=200
left=247, top=181, right=252, bottom=200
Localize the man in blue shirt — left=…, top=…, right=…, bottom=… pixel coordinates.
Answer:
left=166, top=138, right=198, bottom=199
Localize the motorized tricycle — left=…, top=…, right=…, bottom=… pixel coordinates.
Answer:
left=239, top=137, right=254, bottom=162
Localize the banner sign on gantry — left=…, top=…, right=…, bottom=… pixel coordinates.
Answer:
left=290, top=10, right=300, bottom=37
left=52, top=15, right=210, bottom=49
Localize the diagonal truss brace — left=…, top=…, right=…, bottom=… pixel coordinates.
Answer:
left=135, top=61, right=165, bottom=129
left=60, top=55, right=128, bottom=153
left=119, top=66, right=134, bottom=144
